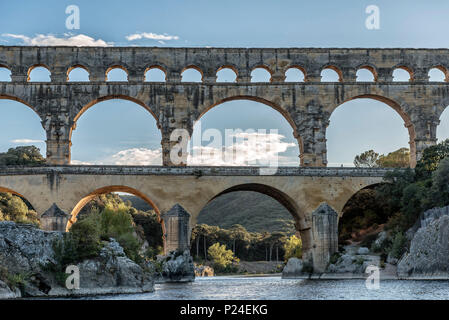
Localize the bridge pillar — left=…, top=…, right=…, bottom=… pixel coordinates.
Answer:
left=294, top=102, right=329, bottom=167
left=162, top=204, right=191, bottom=254
left=311, top=203, right=338, bottom=273
left=42, top=112, right=73, bottom=165
left=40, top=203, right=71, bottom=232
left=159, top=107, right=194, bottom=166
left=413, top=116, right=439, bottom=163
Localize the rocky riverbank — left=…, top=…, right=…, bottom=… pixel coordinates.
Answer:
left=0, top=221, right=154, bottom=299
left=397, top=206, right=449, bottom=279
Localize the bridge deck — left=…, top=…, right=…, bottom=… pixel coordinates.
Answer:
left=0, top=165, right=398, bottom=177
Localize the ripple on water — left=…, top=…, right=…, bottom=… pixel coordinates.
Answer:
left=79, top=277, right=449, bottom=300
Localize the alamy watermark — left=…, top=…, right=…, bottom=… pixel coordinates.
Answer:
left=65, top=5, right=80, bottom=30
left=65, top=265, right=80, bottom=290
left=365, top=265, right=380, bottom=290
left=365, top=5, right=380, bottom=30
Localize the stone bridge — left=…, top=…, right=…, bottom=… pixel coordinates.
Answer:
left=0, top=165, right=392, bottom=271
left=1, top=46, right=449, bottom=167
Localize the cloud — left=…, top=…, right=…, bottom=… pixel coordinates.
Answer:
left=125, top=32, right=179, bottom=42
left=1, top=33, right=112, bottom=47
left=71, top=159, right=94, bottom=165
left=188, top=132, right=297, bottom=166
left=109, top=148, right=163, bottom=165
left=10, top=139, right=44, bottom=144
left=81, top=132, right=298, bottom=167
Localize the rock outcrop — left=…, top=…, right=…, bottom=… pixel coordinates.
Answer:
left=282, top=258, right=305, bottom=278
left=194, top=264, right=214, bottom=277
left=0, top=222, right=154, bottom=298
left=398, top=208, right=449, bottom=278
left=156, top=250, right=195, bottom=282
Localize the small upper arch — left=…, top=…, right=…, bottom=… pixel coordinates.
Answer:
left=67, top=64, right=90, bottom=82
left=27, top=64, right=51, bottom=82
left=216, top=65, right=238, bottom=82
left=392, top=65, right=414, bottom=82
left=428, top=65, right=448, bottom=82
left=250, top=65, right=273, bottom=82
left=0, top=64, right=11, bottom=81
left=181, top=65, right=204, bottom=82
left=320, top=65, right=343, bottom=82
left=356, top=64, right=378, bottom=82
left=144, top=65, right=167, bottom=82
left=284, top=65, right=306, bottom=82
left=106, top=65, right=129, bottom=81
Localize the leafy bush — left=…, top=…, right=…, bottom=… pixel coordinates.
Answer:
left=283, top=235, right=302, bottom=260
left=390, top=232, right=407, bottom=259
left=207, top=242, right=239, bottom=273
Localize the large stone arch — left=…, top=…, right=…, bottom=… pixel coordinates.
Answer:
left=330, top=94, right=416, bottom=167
left=195, top=182, right=312, bottom=257
left=0, top=94, right=42, bottom=121
left=70, top=94, right=161, bottom=140
left=195, top=95, right=304, bottom=157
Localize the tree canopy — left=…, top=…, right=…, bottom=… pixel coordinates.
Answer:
left=0, top=146, right=45, bottom=166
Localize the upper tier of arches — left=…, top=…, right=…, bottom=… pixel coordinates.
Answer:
left=2, top=47, right=449, bottom=83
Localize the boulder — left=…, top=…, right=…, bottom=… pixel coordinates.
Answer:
left=398, top=214, right=449, bottom=278
left=159, top=250, right=195, bottom=282
left=357, top=247, right=370, bottom=255
left=0, top=222, right=155, bottom=298
left=282, top=258, right=304, bottom=278
left=194, top=264, right=215, bottom=277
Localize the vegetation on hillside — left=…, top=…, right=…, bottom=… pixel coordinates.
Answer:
left=197, top=191, right=295, bottom=234
left=0, top=193, right=40, bottom=226
left=354, top=147, right=410, bottom=168
left=0, top=146, right=45, bottom=166
left=191, top=223, right=301, bottom=263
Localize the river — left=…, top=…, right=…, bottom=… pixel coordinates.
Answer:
left=78, top=276, right=449, bottom=300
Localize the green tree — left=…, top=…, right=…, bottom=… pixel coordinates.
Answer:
left=429, top=156, right=449, bottom=208
left=415, top=139, right=449, bottom=180
left=0, top=146, right=45, bottom=166
left=354, top=150, right=379, bottom=168
left=0, top=193, right=40, bottom=226
left=283, top=235, right=302, bottom=260
left=377, top=148, right=410, bottom=168
left=207, top=242, right=239, bottom=272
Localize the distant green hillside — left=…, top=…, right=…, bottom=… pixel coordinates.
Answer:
left=120, top=194, right=153, bottom=211
left=119, top=191, right=295, bottom=234
left=197, top=191, right=295, bottom=234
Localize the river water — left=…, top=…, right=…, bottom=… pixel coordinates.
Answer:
left=82, top=276, right=449, bottom=300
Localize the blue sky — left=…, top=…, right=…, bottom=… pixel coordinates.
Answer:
left=1, top=0, right=449, bottom=166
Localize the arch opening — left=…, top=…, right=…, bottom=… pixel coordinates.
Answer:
left=321, top=66, right=342, bottom=82
left=0, top=97, right=46, bottom=160
left=216, top=66, right=237, bottom=82
left=145, top=66, right=166, bottom=82
left=71, top=97, right=161, bottom=165
left=192, top=183, right=309, bottom=263
left=68, top=186, right=164, bottom=258
left=338, top=183, right=393, bottom=247
left=189, top=97, right=301, bottom=167
left=0, top=66, right=11, bottom=81
left=428, top=66, right=447, bottom=82
left=181, top=66, right=203, bottom=82
left=392, top=67, right=413, bottom=82
left=328, top=95, right=414, bottom=167
left=68, top=65, right=90, bottom=82
left=106, top=66, right=128, bottom=81
left=251, top=67, right=271, bottom=82
left=28, top=65, right=51, bottom=82
left=0, top=187, right=40, bottom=227
left=285, top=67, right=305, bottom=82
left=356, top=66, right=377, bottom=82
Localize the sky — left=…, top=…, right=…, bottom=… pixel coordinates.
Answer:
left=1, top=0, right=449, bottom=166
